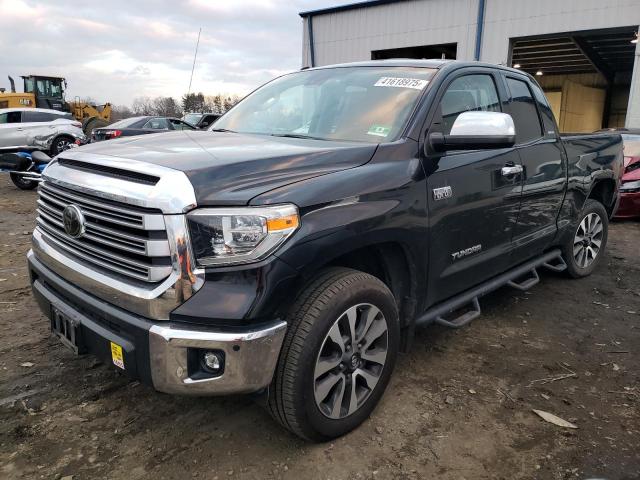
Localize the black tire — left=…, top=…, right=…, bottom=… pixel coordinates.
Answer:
left=50, top=136, right=74, bottom=156
left=268, top=267, right=399, bottom=441
left=10, top=173, right=38, bottom=190
left=562, top=199, right=609, bottom=278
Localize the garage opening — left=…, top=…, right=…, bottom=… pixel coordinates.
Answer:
left=509, top=27, right=638, bottom=133
left=372, top=42, right=457, bottom=61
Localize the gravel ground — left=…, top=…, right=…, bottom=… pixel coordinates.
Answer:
left=0, top=175, right=639, bottom=480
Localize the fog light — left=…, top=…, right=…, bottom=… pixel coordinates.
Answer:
left=203, top=351, right=222, bottom=371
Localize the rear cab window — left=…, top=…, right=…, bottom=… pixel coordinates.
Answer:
left=529, top=82, right=558, bottom=137
left=504, top=77, right=544, bottom=144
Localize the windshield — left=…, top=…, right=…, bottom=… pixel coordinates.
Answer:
left=213, top=66, right=436, bottom=143
left=183, top=113, right=203, bottom=124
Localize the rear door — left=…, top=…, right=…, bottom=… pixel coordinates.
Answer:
left=21, top=110, right=56, bottom=145
left=0, top=110, right=25, bottom=148
left=424, top=68, right=523, bottom=303
left=501, top=74, right=567, bottom=258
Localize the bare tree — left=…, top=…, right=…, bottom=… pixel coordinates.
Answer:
left=110, top=105, right=134, bottom=121
left=152, top=97, right=182, bottom=117
left=131, top=96, right=155, bottom=116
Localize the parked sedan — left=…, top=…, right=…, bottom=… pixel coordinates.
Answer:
left=0, top=107, right=87, bottom=155
left=91, top=116, right=196, bottom=142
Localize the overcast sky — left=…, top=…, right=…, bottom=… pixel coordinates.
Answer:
left=0, top=0, right=336, bottom=106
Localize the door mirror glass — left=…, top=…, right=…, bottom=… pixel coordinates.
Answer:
left=430, top=111, right=516, bottom=152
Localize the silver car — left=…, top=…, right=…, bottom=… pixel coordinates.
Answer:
left=0, top=107, right=87, bottom=156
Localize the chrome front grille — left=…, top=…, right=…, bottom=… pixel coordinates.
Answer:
left=36, top=181, right=172, bottom=282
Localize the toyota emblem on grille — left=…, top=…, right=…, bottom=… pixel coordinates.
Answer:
left=62, top=205, right=85, bottom=238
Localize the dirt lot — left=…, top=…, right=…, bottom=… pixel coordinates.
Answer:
left=0, top=176, right=638, bottom=480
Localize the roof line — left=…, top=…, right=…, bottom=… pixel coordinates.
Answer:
left=299, top=0, right=407, bottom=18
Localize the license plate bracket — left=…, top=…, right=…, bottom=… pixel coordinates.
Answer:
left=51, top=307, right=86, bottom=355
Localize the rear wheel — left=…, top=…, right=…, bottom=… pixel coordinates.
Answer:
left=268, top=268, right=399, bottom=441
left=10, top=173, right=37, bottom=190
left=563, top=199, right=608, bottom=278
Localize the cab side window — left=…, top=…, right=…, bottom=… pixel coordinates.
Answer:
left=436, top=74, right=501, bottom=135
left=505, top=77, right=543, bottom=144
left=529, top=82, right=558, bottom=136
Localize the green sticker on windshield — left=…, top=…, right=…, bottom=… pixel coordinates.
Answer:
left=367, top=125, right=391, bottom=137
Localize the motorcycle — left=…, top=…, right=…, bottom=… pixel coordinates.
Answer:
left=0, top=150, right=52, bottom=190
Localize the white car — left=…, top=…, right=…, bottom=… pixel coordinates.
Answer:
left=0, top=107, right=87, bottom=156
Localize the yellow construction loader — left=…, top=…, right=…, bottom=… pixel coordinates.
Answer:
left=0, top=75, right=111, bottom=134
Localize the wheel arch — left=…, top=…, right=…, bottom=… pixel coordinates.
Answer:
left=587, top=178, right=617, bottom=217
left=283, top=240, right=421, bottom=351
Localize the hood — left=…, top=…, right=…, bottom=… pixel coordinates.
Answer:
left=74, top=131, right=377, bottom=205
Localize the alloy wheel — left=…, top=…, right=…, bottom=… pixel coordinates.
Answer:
left=573, top=212, right=603, bottom=268
left=55, top=138, right=71, bottom=154
left=313, top=303, right=389, bottom=419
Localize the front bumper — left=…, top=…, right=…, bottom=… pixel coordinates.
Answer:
left=28, top=250, right=287, bottom=395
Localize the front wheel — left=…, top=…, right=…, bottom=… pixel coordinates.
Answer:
left=563, top=199, right=609, bottom=278
left=50, top=136, right=73, bottom=156
left=268, top=268, right=399, bottom=441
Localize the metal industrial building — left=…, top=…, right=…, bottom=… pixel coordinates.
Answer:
left=300, top=0, right=640, bottom=130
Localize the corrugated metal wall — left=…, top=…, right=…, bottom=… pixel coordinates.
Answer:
left=301, top=0, right=640, bottom=127
left=302, top=0, right=479, bottom=67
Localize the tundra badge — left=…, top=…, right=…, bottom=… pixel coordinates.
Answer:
left=433, top=186, right=452, bottom=201
left=451, top=244, right=482, bottom=260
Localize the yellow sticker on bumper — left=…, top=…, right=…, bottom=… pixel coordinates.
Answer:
left=110, top=341, right=125, bottom=370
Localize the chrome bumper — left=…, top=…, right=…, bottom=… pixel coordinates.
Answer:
left=149, top=321, right=287, bottom=395
left=29, top=249, right=287, bottom=396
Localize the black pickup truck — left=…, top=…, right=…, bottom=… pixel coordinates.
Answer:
left=28, top=60, right=622, bottom=441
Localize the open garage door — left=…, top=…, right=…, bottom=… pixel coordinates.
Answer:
left=372, top=42, right=457, bottom=61
left=509, top=27, right=638, bottom=132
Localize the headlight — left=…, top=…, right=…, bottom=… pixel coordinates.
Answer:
left=187, top=204, right=299, bottom=266
left=620, top=180, right=640, bottom=192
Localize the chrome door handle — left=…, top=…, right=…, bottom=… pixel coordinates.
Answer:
left=501, top=165, right=523, bottom=176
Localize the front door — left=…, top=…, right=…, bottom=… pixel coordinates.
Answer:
left=423, top=70, right=523, bottom=304
left=0, top=110, right=25, bottom=149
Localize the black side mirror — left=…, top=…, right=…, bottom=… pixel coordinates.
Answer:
left=428, top=111, right=516, bottom=153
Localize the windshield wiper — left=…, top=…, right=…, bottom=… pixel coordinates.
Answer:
left=270, top=133, right=328, bottom=141
left=210, top=128, right=235, bottom=133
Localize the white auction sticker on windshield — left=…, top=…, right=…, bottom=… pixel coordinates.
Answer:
left=374, top=77, right=429, bottom=90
